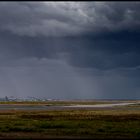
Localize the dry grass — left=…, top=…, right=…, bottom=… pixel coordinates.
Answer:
left=0, top=109, right=139, bottom=139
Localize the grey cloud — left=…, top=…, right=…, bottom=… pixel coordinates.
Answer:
left=1, top=56, right=140, bottom=99
left=0, top=45, right=140, bottom=99
left=67, top=50, right=140, bottom=70
left=0, top=30, right=140, bottom=70
left=0, top=2, right=139, bottom=99
left=0, top=58, right=100, bottom=99
left=0, top=2, right=140, bottom=37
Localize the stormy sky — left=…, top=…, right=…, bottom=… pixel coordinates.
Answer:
left=0, top=2, right=140, bottom=99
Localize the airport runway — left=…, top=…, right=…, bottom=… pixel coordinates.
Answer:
left=63, top=102, right=138, bottom=108
left=0, top=102, right=139, bottom=111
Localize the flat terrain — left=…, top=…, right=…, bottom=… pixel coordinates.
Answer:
left=0, top=100, right=139, bottom=139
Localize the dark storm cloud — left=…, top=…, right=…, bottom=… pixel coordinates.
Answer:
left=0, top=2, right=140, bottom=99
left=0, top=1, right=140, bottom=69
left=65, top=31, right=140, bottom=70
left=0, top=2, right=140, bottom=37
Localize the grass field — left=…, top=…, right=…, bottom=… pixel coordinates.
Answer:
left=0, top=101, right=139, bottom=139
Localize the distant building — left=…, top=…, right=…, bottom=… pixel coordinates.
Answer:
left=5, top=96, right=9, bottom=101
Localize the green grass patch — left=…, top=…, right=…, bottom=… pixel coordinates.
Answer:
left=0, top=106, right=139, bottom=139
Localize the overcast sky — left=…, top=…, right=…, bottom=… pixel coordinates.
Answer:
left=0, top=2, right=140, bottom=99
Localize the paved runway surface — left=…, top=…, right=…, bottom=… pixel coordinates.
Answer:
left=0, top=102, right=139, bottom=110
